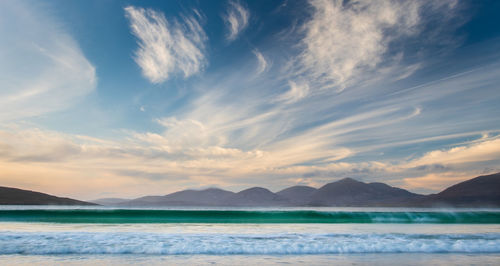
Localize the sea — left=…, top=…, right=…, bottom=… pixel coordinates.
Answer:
left=0, top=206, right=499, bottom=265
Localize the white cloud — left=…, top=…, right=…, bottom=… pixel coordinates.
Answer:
left=252, top=49, right=268, bottom=75
left=0, top=1, right=96, bottom=121
left=1, top=0, right=497, bottom=200
left=1, top=123, right=499, bottom=199
left=124, top=6, right=207, bottom=83
left=223, top=0, right=250, bottom=41
left=277, top=81, right=309, bottom=103
left=410, top=137, right=500, bottom=167
left=0, top=128, right=81, bottom=162
left=1, top=55, right=490, bottom=198
left=297, top=0, right=460, bottom=91
left=154, top=117, right=225, bottom=150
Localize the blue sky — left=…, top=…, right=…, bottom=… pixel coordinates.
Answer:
left=1, top=0, right=500, bottom=200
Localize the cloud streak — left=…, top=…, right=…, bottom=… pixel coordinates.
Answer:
left=252, top=49, right=268, bottom=75
left=1, top=0, right=498, bottom=200
left=1, top=125, right=498, bottom=199
left=1, top=55, right=498, bottom=197
left=125, top=6, right=207, bottom=83
left=410, top=137, right=500, bottom=167
left=223, top=0, right=250, bottom=41
left=277, top=80, right=309, bottom=104
left=0, top=1, right=96, bottom=121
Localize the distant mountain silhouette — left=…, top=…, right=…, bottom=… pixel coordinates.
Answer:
left=119, top=187, right=290, bottom=207
left=90, top=198, right=130, bottom=205
left=0, top=186, right=96, bottom=205
left=4, top=173, right=499, bottom=207
left=116, top=179, right=424, bottom=207
left=307, top=178, right=422, bottom=206
left=223, top=187, right=289, bottom=206
left=106, top=174, right=500, bottom=207
left=120, top=188, right=235, bottom=206
left=412, top=172, right=500, bottom=207
left=277, top=186, right=317, bottom=205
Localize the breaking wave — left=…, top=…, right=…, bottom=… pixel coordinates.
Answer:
left=0, top=232, right=499, bottom=255
left=0, top=209, right=499, bottom=223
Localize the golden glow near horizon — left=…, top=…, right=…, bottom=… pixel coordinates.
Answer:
left=1, top=1, right=500, bottom=200
left=1, top=127, right=499, bottom=200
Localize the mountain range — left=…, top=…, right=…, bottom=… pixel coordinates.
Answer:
left=103, top=172, right=500, bottom=207
left=1, top=173, right=499, bottom=207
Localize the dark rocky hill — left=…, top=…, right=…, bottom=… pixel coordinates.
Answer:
left=277, top=186, right=317, bottom=205
left=414, top=173, right=500, bottom=207
left=308, top=178, right=422, bottom=206
left=0, top=186, right=96, bottom=205
left=120, top=188, right=235, bottom=206
left=88, top=172, right=500, bottom=207
left=222, top=187, right=290, bottom=206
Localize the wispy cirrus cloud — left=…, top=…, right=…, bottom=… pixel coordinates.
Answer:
left=0, top=1, right=96, bottom=122
left=409, top=137, right=500, bottom=167
left=223, top=0, right=250, bottom=42
left=252, top=49, right=269, bottom=75
left=125, top=6, right=207, bottom=83
left=1, top=124, right=498, bottom=199
left=295, top=0, right=462, bottom=92
left=277, top=80, right=309, bottom=104
left=2, top=0, right=499, bottom=200
left=1, top=56, right=499, bottom=197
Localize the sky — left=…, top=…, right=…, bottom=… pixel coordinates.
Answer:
left=1, top=0, right=500, bottom=200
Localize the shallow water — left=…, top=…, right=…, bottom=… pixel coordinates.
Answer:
left=2, top=254, right=500, bottom=266
left=1, top=207, right=499, bottom=264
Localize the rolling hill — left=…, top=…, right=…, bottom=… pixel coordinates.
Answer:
left=0, top=186, right=96, bottom=205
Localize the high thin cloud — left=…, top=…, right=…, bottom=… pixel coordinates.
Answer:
left=223, top=1, right=250, bottom=41
left=1, top=56, right=492, bottom=199
left=1, top=125, right=498, bottom=199
left=125, top=6, right=207, bottom=83
left=409, top=137, right=500, bottom=167
left=0, top=1, right=96, bottom=121
left=277, top=81, right=309, bottom=103
left=296, top=0, right=460, bottom=91
left=1, top=61, right=498, bottom=197
left=252, top=49, right=268, bottom=75
left=2, top=0, right=498, bottom=200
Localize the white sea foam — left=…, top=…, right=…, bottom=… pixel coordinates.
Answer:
left=0, top=232, right=499, bottom=255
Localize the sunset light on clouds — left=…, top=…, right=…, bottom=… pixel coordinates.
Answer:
left=1, top=0, right=500, bottom=200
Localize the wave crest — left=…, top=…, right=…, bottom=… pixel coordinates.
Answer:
left=1, top=232, right=499, bottom=255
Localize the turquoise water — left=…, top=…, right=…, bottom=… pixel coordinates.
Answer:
left=1, top=207, right=499, bottom=264
left=1, top=209, right=500, bottom=223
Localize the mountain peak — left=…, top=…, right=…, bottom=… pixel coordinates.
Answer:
left=238, top=187, right=272, bottom=194
left=319, top=177, right=363, bottom=190
left=200, top=187, right=227, bottom=192
left=277, top=186, right=317, bottom=205
left=337, top=177, right=362, bottom=183
left=311, top=177, right=420, bottom=206
left=222, top=187, right=288, bottom=206
left=92, top=172, right=500, bottom=207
